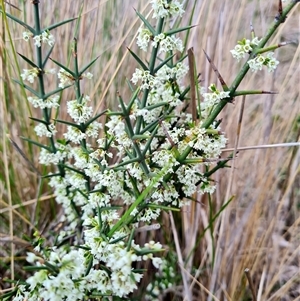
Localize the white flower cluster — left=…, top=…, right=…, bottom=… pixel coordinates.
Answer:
left=67, top=95, right=93, bottom=123
left=13, top=237, right=163, bottom=300
left=21, top=68, right=39, bottom=83
left=230, top=37, right=261, bottom=61
left=153, top=33, right=184, bottom=53
left=34, top=123, right=57, bottom=137
left=137, top=29, right=183, bottom=54
left=13, top=248, right=86, bottom=301
left=150, top=0, right=185, bottom=19
left=28, top=95, right=60, bottom=109
left=137, top=1, right=184, bottom=53
left=200, top=84, right=230, bottom=118
left=131, top=62, right=189, bottom=121
left=63, top=95, right=102, bottom=144
left=231, top=37, right=280, bottom=72
left=57, top=68, right=74, bottom=88
left=248, top=51, right=279, bottom=72
left=39, top=143, right=69, bottom=166
left=23, top=30, right=55, bottom=47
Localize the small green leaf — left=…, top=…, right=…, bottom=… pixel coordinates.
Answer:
left=106, top=111, right=124, bottom=116
left=1, top=11, right=35, bottom=33
left=13, top=79, right=40, bottom=97
left=117, top=92, right=128, bottom=115
left=44, top=86, right=71, bottom=99
left=43, top=17, right=78, bottom=32
left=131, top=134, right=151, bottom=140
left=29, top=117, right=50, bottom=126
left=21, top=137, right=51, bottom=151
left=79, top=55, right=100, bottom=75
left=23, top=266, right=49, bottom=271
left=134, top=9, right=156, bottom=35
left=84, top=110, right=108, bottom=128
left=165, top=25, right=196, bottom=36
left=49, top=58, right=75, bottom=77
left=153, top=54, right=176, bottom=73
left=126, top=87, right=140, bottom=112
left=127, top=48, right=148, bottom=71
left=42, top=172, right=61, bottom=179
left=53, top=118, right=82, bottom=129
left=62, top=164, right=86, bottom=176
left=17, top=52, right=39, bottom=69
left=85, top=255, right=94, bottom=277
left=42, top=45, right=55, bottom=68
left=144, top=101, right=168, bottom=111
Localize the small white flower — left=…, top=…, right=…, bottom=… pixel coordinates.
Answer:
left=33, top=34, right=42, bottom=47
left=22, top=31, right=33, bottom=42
left=265, top=52, right=279, bottom=72
left=43, top=95, right=60, bottom=109
left=82, top=72, right=93, bottom=79
left=86, top=121, right=102, bottom=138
left=39, top=147, right=68, bottom=166
left=28, top=95, right=60, bottom=110
left=152, top=257, right=163, bottom=269
left=26, top=252, right=38, bottom=263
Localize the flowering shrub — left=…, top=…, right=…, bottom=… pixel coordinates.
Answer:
left=1, top=0, right=298, bottom=300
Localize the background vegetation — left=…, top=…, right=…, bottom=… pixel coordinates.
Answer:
left=0, top=0, right=299, bottom=300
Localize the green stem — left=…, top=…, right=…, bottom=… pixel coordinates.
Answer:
left=73, top=38, right=81, bottom=100
left=135, top=17, right=165, bottom=135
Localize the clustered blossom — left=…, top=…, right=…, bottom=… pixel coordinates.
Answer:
left=34, top=123, right=57, bottom=137
left=230, top=37, right=261, bottom=61
left=150, top=0, right=185, bottom=19
left=58, top=68, right=74, bottom=88
left=23, top=30, right=55, bottom=47
left=13, top=236, right=163, bottom=300
left=28, top=95, right=60, bottom=109
left=136, top=0, right=185, bottom=53
left=34, top=31, right=55, bottom=47
left=231, top=37, right=280, bottom=72
left=248, top=51, right=279, bottom=72
left=152, top=33, right=183, bottom=53
left=13, top=248, right=87, bottom=301
left=38, top=143, right=69, bottom=166
left=137, top=30, right=184, bottom=53
left=67, top=95, right=93, bottom=123
left=200, top=84, right=230, bottom=118
left=137, top=27, right=152, bottom=51
left=21, top=68, right=39, bottom=83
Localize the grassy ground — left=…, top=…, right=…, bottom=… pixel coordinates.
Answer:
left=0, top=0, right=299, bottom=300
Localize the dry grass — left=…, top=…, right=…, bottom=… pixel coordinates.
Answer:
left=0, top=0, right=299, bottom=300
